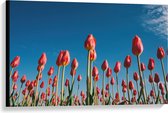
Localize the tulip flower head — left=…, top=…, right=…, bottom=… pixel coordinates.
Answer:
left=106, top=67, right=112, bottom=78
left=10, top=56, right=20, bottom=68
left=141, top=63, right=146, bottom=72
left=92, top=66, right=99, bottom=77
left=13, top=83, right=17, bottom=90
left=132, top=35, right=143, bottom=56
left=121, top=80, right=127, bottom=87
left=90, top=49, right=97, bottom=61
left=84, top=34, right=96, bottom=50
left=12, top=71, right=19, bottom=82
left=114, top=61, right=121, bottom=73
left=70, top=69, right=76, bottom=77
left=133, top=89, right=137, bottom=96
left=28, top=81, right=34, bottom=91
left=20, top=75, right=26, bottom=83
left=94, top=74, right=99, bottom=82
left=122, top=87, right=127, bottom=93
left=38, top=53, right=47, bottom=66
left=129, top=81, right=134, bottom=90
left=148, top=58, right=155, bottom=71
left=157, top=47, right=165, bottom=59
left=37, top=64, right=45, bottom=72
left=71, top=58, right=78, bottom=70
left=65, top=79, right=69, bottom=87
left=124, top=55, right=132, bottom=68
left=48, top=66, right=54, bottom=76
left=48, top=78, right=52, bottom=85
left=154, top=73, right=160, bottom=84
left=61, top=50, right=70, bottom=66
left=25, top=80, right=30, bottom=87
left=101, top=60, right=109, bottom=71
left=56, top=51, right=64, bottom=66
left=133, top=72, right=139, bottom=81
left=159, top=82, right=164, bottom=90
left=41, top=92, right=46, bottom=100
left=22, top=88, right=27, bottom=95
left=96, top=87, right=100, bottom=95
left=150, top=90, right=155, bottom=97
left=106, top=84, right=109, bottom=90
left=110, top=77, right=115, bottom=85
left=149, top=75, right=154, bottom=83
left=77, top=75, right=82, bottom=81
left=40, top=81, right=44, bottom=88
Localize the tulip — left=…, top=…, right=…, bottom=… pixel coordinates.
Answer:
left=84, top=34, right=96, bottom=50
left=13, top=83, right=17, bottom=90
left=90, top=49, right=97, bottom=61
left=150, top=90, right=155, bottom=104
left=106, top=84, right=109, bottom=91
left=133, top=89, right=137, bottom=96
left=71, top=58, right=78, bottom=70
left=56, top=51, right=64, bottom=66
left=154, top=73, right=160, bottom=84
left=38, top=53, right=47, bottom=66
left=48, top=78, right=52, bottom=85
left=110, top=77, right=115, bottom=99
left=129, top=81, right=134, bottom=91
left=40, top=81, right=44, bottom=89
left=22, top=88, right=27, bottom=96
left=77, top=75, right=82, bottom=97
left=106, top=67, right=112, bottom=78
left=121, top=80, right=127, bottom=88
left=159, top=82, right=164, bottom=90
left=157, top=47, right=168, bottom=97
left=25, top=80, right=30, bottom=87
left=20, top=75, right=26, bottom=84
left=10, top=56, right=20, bottom=68
left=37, top=65, right=45, bottom=72
left=101, top=60, right=108, bottom=71
left=70, top=68, right=76, bottom=77
left=148, top=58, right=155, bottom=75
left=48, top=66, right=54, bottom=76
left=115, top=92, right=120, bottom=102
left=132, top=35, right=146, bottom=103
left=28, top=81, right=34, bottom=92
left=92, top=66, right=99, bottom=77
left=124, top=55, right=132, bottom=68
left=65, top=79, right=69, bottom=87
left=11, top=71, right=19, bottom=82
left=149, top=75, right=154, bottom=83
left=114, top=61, right=121, bottom=100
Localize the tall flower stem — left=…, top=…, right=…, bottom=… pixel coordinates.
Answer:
left=34, top=71, right=41, bottom=106
left=142, top=72, right=148, bottom=98
left=102, top=71, right=105, bottom=104
left=86, top=50, right=90, bottom=105
left=136, top=55, right=146, bottom=104
left=160, top=59, right=168, bottom=95
left=116, top=73, right=120, bottom=99
left=93, top=81, right=97, bottom=105
left=126, top=68, right=131, bottom=103
left=61, top=66, right=65, bottom=105
left=55, top=66, right=60, bottom=106
left=112, top=85, right=114, bottom=100
left=17, top=83, right=23, bottom=106
left=89, top=60, right=93, bottom=104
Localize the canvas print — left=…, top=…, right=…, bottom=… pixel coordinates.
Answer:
left=6, top=1, right=168, bottom=107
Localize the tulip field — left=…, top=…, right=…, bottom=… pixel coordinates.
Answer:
left=8, top=34, right=168, bottom=106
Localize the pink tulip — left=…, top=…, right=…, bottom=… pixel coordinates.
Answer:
left=10, top=56, right=20, bottom=68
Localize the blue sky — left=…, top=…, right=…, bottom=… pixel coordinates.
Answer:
left=9, top=1, right=167, bottom=98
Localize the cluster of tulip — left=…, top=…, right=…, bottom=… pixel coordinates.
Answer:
left=9, top=34, right=168, bottom=106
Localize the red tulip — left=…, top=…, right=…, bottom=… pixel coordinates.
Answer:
left=161, top=88, right=165, bottom=95
left=110, top=77, right=115, bottom=85
left=48, top=78, right=52, bottom=85
left=157, top=47, right=165, bottom=59
left=77, top=75, right=82, bottom=81
left=20, top=75, right=26, bottom=83
left=38, top=53, right=47, bottom=66
left=25, top=80, right=30, bottom=87
left=71, top=58, right=78, bottom=70
left=133, top=89, right=137, bottom=96
left=65, top=79, right=69, bottom=87
left=94, top=74, right=99, bottom=82
left=52, top=98, right=56, bottom=105
left=101, top=60, right=108, bottom=71
left=10, top=56, right=20, bottom=68
left=121, top=80, right=127, bottom=87
left=92, top=66, right=99, bottom=77
left=13, top=83, right=17, bottom=90
left=106, top=84, right=109, bottom=90
left=159, top=82, right=164, bottom=90
left=52, top=82, right=57, bottom=87
left=41, top=92, right=46, bottom=100
left=36, top=73, right=42, bottom=80
left=150, top=90, right=155, bottom=97
left=122, top=87, right=127, bottom=93
left=53, top=75, right=58, bottom=83
left=106, top=67, right=112, bottom=78
left=149, top=75, right=154, bottom=83
left=132, top=35, right=143, bottom=56
left=129, top=81, right=134, bottom=90
left=131, top=97, right=136, bottom=103
left=11, top=71, right=19, bottom=82
left=40, top=81, right=44, bottom=88
left=48, top=66, right=54, bottom=76
left=70, top=68, right=76, bottom=76
left=61, top=50, right=70, bottom=66
left=133, top=72, right=139, bottom=81
left=28, top=81, right=34, bottom=91
left=115, top=92, right=120, bottom=100
left=46, top=87, right=50, bottom=96
left=22, top=88, right=27, bottom=95
left=154, top=73, right=160, bottom=84
left=141, top=63, right=146, bottom=71
left=90, top=49, right=97, bottom=61
left=124, top=55, right=132, bottom=68
left=148, top=58, right=155, bottom=71
left=37, top=64, right=45, bottom=72
left=33, top=80, right=37, bottom=87
left=96, top=87, right=100, bottom=95
left=56, top=51, right=64, bottom=66
left=114, top=61, right=121, bottom=73
left=84, top=34, right=96, bottom=50
left=80, top=91, right=85, bottom=97
left=105, top=91, right=109, bottom=97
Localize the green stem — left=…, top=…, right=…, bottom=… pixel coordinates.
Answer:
left=142, top=72, right=148, bottom=98
left=61, top=66, right=65, bottom=105
left=137, top=55, right=147, bottom=104
left=112, top=85, right=114, bottom=100
left=17, top=83, right=23, bottom=106
left=126, top=68, right=131, bottom=103
left=116, top=73, right=120, bottom=99
left=34, top=71, right=41, bottom=106
left=90, top=60, right=93, bottom=103
left=55, top=66, right=60, bottom=106
left=86, top=50, right=90, bottom=105
left=102, top=71, right=105, bottom=104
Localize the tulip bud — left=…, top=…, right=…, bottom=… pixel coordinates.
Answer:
left=22, top=88, right=27, bottom=95
left=12, top=71, right=19, bottom=82
left=150, top=90, right=155, bottom=97
left=132, top=35, right=143, bottom=56
left=106, top=67, right=112, bottom=78
left=161, top=88, right=165, bottom=95
left=121, top=80, right=127, bottom=87
left=131, top=97, right=136, bottom=103
left=140, top=63, right=146, bottom=72
left=53, top=75, right=58, bottom=83
left=28, top=81, right=34, bottom=91
left=154, top=73, right=160, bottom=84
left=129, top=81, right=134, bottom=90
left=159, top=82, right=164, bottom=90
left=52, top=98, right=56, bottom=105
left=110, top=77, right=115, bottom=85
left=105, top=91, right=109, bottom=97
left=48, top=66, right=54, bottom=76
left=92, top=66, right=99, bottom=77
left=96, top=87, right=100, bottom=95
left=48, top=78, right=52, bottom=85
left=40, top=81, right=44, bottom=88
left=20, top=75, right=26, bottom=83
left=157, top=47, right=165, bottom=59
left=65, top=79, right=69, bottom=87
left=46, top=87, right=50, bottom=96
left=133, top=89, right=137, bottom=96
left=56, top=51, right=64, bottom=66
left=41, top=92, right=46, bottom=100
left=13, top=83, right=17, bottom=90
left=114, top=61, right=121, bottom=73
left=101, top=60, right=108, bottom=71
left=115, top=92, right=120, bottom=101
left=94, top=74, right=99, bottom=82
left=122, top=87, right=127, bottom=93
left=77, top=75, right=82, bottom=81
left=80, top=91, right=85, bottom=97
left=148, top=58, right=155, bottom=71
left=90, top=49, right=97, bottom=61
left=71, top=58, right=78, bottom=70
left=10, top=56, right=20, bottom=68
left=37, top=64, right=45, bottom=72
left=70, top=69, right=76, bottom=76
left=61, top=50, right=70, bottom=66
left=38, top=53, right=47, bottom=66
left=84, top=34, right=96, bottom=50
left=149, top=75, right=154, bottom=83
left=33, top=80, right=37, bottom=87
left=25, top=80, right=30, bottom=87
left=133, top=72, right=139, bottom=81
left=106, top=84, right=109, bottom=90
left=124, top=55, right=132, bottom=68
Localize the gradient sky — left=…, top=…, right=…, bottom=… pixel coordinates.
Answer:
left=9, top=1, right=167, bottom=98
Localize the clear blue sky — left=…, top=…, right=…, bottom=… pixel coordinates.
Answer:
left=9, top=1, right=167, bottom=98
